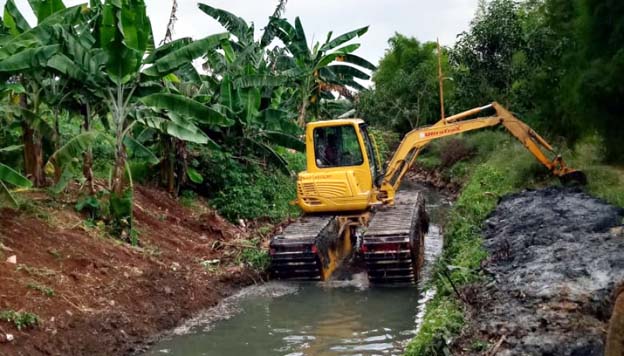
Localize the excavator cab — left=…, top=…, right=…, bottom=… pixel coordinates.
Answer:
left=297, top=119, right=382, bottom=214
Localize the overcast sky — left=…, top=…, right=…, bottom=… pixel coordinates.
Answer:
left=2, top=0, right=479, bottom=65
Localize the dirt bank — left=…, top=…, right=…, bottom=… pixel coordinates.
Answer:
left=455, top=187, right=624, bottom=355
left=0, top=186, right=260, bottom=356
left=406, top=165, right=462, bottom=197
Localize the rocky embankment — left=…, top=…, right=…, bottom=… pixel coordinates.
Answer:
left=457, top=187, right=624, bottom=355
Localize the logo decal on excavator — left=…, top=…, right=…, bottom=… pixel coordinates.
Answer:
left=420, top=126, right=462, bottom=139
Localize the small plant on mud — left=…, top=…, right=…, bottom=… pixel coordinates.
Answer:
left=129, top=228, right=140, bottom=247
left=18, top=200, right=50, bottom=221
left=47, top=249, right=62, bottom=260
left=17, top=264, right=57, bottom=278
left=75, top=195, right=104, bottom=220
left=471, top=339, right=489, bottom=352
left=27, top=282, right=55, bottom=297
left=238, top=240, right=270, bottom=271
left=0, top=310, right=40, bottom=330
left=180, top=190, right=198, bottom=207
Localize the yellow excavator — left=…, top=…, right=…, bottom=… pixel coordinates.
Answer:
left=269, top=102, right=586, bottom=284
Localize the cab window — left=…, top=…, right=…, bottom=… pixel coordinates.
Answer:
left=313, top=125, right=364, bottom=168
left=359, top=124, right=381, bottom=185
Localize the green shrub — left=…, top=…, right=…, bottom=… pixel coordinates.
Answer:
left=569, top=135, right=624, bottom=208
left=75, top=194, right=104, bottom=220
left=369, top=128, right=400, bottom=162
left=92, top=138, right=115, bottom=179
left=127, top=160, right=153, bottom=184
left=180, top=190, right=198, bottom=207
left=27, top=283, right=55, bottom=297
left=209, top=167, right=299, bottom=221
left=193, top=149, right=303, bottom=222
left=405, top=297, right=463, bottom=356
left=239, top=244, right=270, bottom=271
left=0, top=310, right=39, bottom=330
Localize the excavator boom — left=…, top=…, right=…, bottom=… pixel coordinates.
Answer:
left=380, top=102, right=585, bottom=203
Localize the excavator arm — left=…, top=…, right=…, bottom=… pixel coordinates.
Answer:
left=378, top=102, right=585, bottom=203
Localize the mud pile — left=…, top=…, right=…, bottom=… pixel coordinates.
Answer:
left=460, top=187, right=624, bottom=355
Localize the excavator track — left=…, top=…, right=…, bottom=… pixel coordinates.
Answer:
left=269, top=216, right=334, bottom=280
left=362, top=191, right=428, bottom=285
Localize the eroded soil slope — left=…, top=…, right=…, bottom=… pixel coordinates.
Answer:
left=458, top=187, right=624, bottom=355
left=0, top=186, right=257, bottom=356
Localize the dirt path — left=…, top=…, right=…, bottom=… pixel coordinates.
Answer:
left=0, top=186, right=259, bottom=356
left=456, top=187, right=624, bottom=355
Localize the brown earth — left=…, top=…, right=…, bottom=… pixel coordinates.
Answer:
left=0, top=185, right=266, bottom=356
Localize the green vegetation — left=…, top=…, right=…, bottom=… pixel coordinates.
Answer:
left=0, top=0, right=374, bottom=236
left=16, top=264, right=57, bottom=278
left=359, top=35, right=451, bottom=132
left=239, top=244, right=271, bottom=271
left=568, top=136, right=624, bottom=208
left=27, top=282, right=55, bottom=297
left=359, top=0, right=624, bottom=165
left=0, top=310, right=40, bottom=330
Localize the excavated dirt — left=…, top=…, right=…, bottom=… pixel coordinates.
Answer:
left=0, top=185, right=260, bottom=356
left=455, top=187, right=624, bottom=355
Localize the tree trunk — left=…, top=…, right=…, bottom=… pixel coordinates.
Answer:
left=19, top=94, right=45, bottom=187
left=81, top=104, right=95, bottom=195
left=297, top=95, right=309, bottom=127
left=173, top=139, right=188, bottom=196
left=52, top=109, right=62, bottom=184
left=160, top=135, right=175, bottom=194
left=111, top=143, right=127, bottom=195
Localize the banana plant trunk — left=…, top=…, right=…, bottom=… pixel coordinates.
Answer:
left=19, top=94, right=45, bottom=187
left=160, top=135, right=175, bottom=193
left=297, top=95, right=309, bottom=127
left=160, top=136, right=188, bottom=196
left=81, top=104, right=95, bottom=195
left=174, top=139, right=188, bottom=196
left=52, top=109, right=62, bottom=184
left=111, top=142, right=127, bottom=195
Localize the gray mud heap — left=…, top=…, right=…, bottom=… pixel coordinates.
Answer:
left=462, top=187, right=624, bottom=356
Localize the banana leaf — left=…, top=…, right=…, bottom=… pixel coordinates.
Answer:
left=0, top=162, right=32, bottom=187
left=198, top=3, right=249, bottom=42
left=320, top=26, right=368, bottom=52
left=141, top=93, right=233, bottom=127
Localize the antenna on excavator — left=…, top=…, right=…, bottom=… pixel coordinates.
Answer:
left=437, top=38, right=445, bottom=120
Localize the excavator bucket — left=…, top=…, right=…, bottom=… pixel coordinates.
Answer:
left=559, top=170, right=588, bottom=186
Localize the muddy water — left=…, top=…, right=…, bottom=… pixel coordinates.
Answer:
left=145, top=184, right=451, bottom=356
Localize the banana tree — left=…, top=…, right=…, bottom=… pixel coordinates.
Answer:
left=265, top=17, right=376, bottom=125
left=196, top=4, right=304, bottom=172
left=0, top=0, right=83, bottom=186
